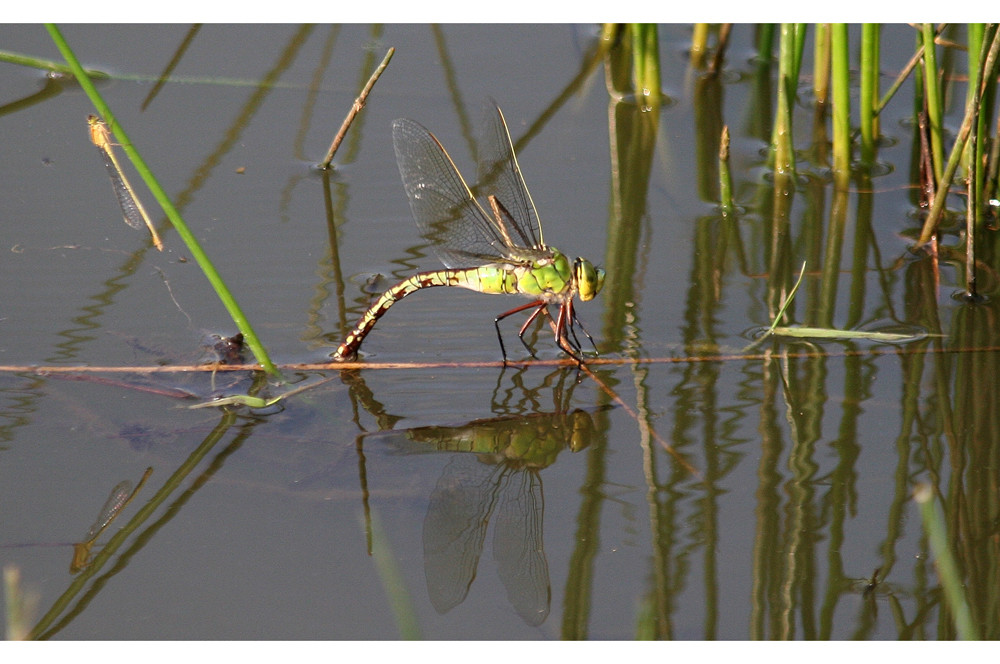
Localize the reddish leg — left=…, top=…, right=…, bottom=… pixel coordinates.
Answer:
left=494, top=299, right=546, bottom=362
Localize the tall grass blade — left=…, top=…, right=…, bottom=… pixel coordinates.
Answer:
left=921, top=23, right=945, bottom=183
left=813, top=23, right=831, bottom=107
left=771, top=24, right=799, bottom=180
left=917, top=27, right=1000, bottom=247
left=860, top=24, right=880, bottom=165
left=690, top=23, right=710, bottom=68
left=719, top=125, right=735, bottom=215
left=831, top=23, right=852, bottom=189
left=629, top=23, right=661, bottom=109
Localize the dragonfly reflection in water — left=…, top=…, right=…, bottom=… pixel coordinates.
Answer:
left=394, top=405, right=601, bottom=626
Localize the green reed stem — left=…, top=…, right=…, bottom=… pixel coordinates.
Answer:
left=771, top=24, right=801, bottom=178
left=813, top=23, right=831, bottom=106
left=46, top=24, right=279, bottom=377
left=860, top=24, right=880, bottom=165
left=691, top=23, right=710, bottom=68
left=755, top=24, right=775, bottom=64
left=914, top=484, right=979, bottom=639
left=966, top=24, right=985, bottom=183
left=983, top=25, right=1000, bottom=203
left=921, top=23, right=945, bottom=183
left=831, top=23, right=851, bottom=189
left=719, top=125, right=734, bottom=215
left=629, top=23, right=661, bottom=107
left=918, top=27, right=1000, bottom=246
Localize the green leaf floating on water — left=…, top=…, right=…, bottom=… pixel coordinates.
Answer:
left=767, top=326, right=936, bottom=342
left=743, top=262, right=941, bottom=350
left=188, top=377, right=334, bottom=410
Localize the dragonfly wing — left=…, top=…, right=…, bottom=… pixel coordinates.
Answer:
left=393, top=118, right=514, bottom=269
left=493, top=468, right=550, bottom=626
left=422, top=454, right=502, bottom=614
left=475, top=99, right=544, bottom=251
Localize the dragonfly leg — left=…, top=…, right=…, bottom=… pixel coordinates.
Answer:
left=568, top=304, right=599, bottom=355
left=495, top=299, right=546, bottom=362
left=549, top=299, right=597, bottom=357
left=552, top=302, right=585, bottom=364
left=516, top=304, right=550, bottom=358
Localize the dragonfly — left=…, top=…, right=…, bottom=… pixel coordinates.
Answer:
left=332, top=100, right=605, bottom=363
left=87, top=115, right=164, bottom=251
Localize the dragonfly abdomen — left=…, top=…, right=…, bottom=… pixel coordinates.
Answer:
left=333, top=267, right=521, bottom=360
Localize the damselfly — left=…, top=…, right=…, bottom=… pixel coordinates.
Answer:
left=87, top=115, right=164, bottom=251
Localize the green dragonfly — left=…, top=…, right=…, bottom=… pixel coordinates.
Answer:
left=333, top=100, right=605, bottom=363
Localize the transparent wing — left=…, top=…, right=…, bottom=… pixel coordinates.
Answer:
left=475, top=99, right=544, bottom=250
left=422, top=454, right=502, bottom=614
left=493, top=468, right=550, bottom=626
left=393, top=118, right=518, bottom=269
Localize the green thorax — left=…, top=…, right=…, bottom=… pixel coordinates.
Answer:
left=463, top=248, right=575, bottom=301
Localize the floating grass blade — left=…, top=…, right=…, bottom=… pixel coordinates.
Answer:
left=188, top=376, right=335, bottom=409
left=46, top=24, right=279, bottom=377
left=745, top=262, right=938, bottom=351
left=0, top=49, right=108, bottom=78
left=768, top=260, right=806, bottom=335
left=767, top=326, right=934, bottom=342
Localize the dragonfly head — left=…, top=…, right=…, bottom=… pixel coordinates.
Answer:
left=573, top=257, right=605, bottom=302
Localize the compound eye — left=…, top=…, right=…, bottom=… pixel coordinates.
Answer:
left=574, top=258, right=605, bottom=301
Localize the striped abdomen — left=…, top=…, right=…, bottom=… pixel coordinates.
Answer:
left=333, top=267, right=522, bottom=360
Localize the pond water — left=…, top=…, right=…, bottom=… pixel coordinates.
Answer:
left=1, top=24, right=997, bottom=640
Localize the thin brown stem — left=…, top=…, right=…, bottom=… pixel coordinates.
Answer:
left=320, top=47, right=395, bottom=169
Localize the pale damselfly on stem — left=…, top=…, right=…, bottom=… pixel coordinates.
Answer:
left=88, top=115, right=164, bottom=251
